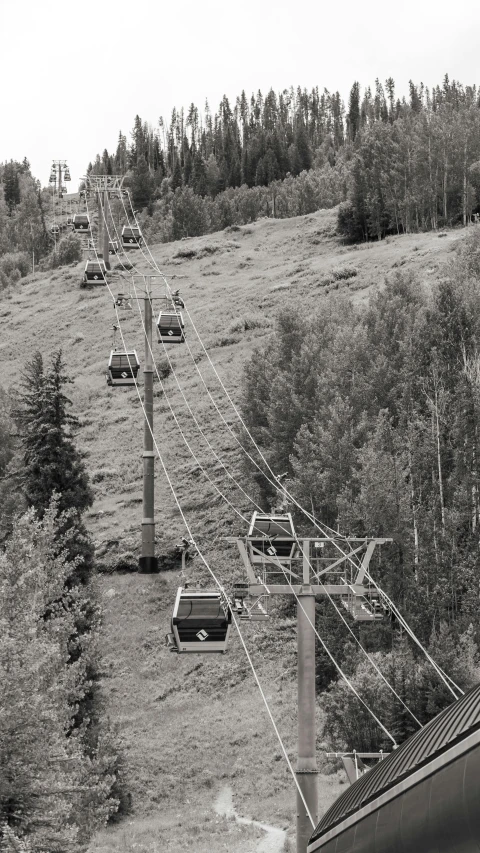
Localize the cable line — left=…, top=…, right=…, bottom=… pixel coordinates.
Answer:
left=98, top=190, right=438, bottom=717
left=85, top=192, right=316, bottom=826
left=91, top=189, right=452, bottom=725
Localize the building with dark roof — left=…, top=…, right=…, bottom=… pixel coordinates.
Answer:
left=308, top=682, right=480, bottom=853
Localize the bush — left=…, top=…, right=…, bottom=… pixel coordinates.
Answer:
left=97, top=551, right=138, bottom=573
left=173, top=246, right=198, bottom=259
left=155, top=358, right=172, bottom=380
left=331, top=266, right=358, bottom=281
left=0, top=251, right=31, bottom=289
left=50, top=234, right=83, bottom=267
left=228, top=313, right=272, bottom=333
left=216, top=334, right=242, bottom=347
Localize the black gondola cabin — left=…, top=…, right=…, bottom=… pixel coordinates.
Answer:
left=157, top=311, right=185, bottom=343
left=82, top=259, right=107, bottom=285
left=108, top=240, right=119, bottom=255
left=168, top=587, right=232, bottom=653
left=247, top=512, right=298, bottom=562
left=121, top=225, right=143, bottom=247
left=106, top=350, right=140, bottom=386
left=73, top=213, right=90, bottom=232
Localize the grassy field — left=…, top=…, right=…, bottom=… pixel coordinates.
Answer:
left=0, top=209, right=469, bottom=852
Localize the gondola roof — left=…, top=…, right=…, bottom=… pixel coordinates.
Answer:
left=309, top=681, right=480, bottom=846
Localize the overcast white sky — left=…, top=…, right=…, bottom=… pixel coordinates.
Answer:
left=1, top=0, right=479, bottom=187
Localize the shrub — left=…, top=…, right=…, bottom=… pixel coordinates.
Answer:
left=97, top=551, right=138, bottom=573
left=331, top=266, right=358, bottom=281
left=91, top=468, right=118, bottom=483
left=52, top=234, right=83, bottom=267
left=173, top=246, right=198, bottom=259
left=216, top=334, right=242, bottom=347
left=155, top=358, right=172, bottom=380
left=228, top=313, right=272, bottom=333
left=0, top=251, right=31, bottom=289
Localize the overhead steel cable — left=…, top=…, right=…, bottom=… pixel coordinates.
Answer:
left=102, top=191, right=444, bottom=715
left=95, top=190, right=459, bottom=706
left=132, top=287, right=422, bottom=728
left=85, top=194, right=316, bottom=828
left=179, top=304, right=464, bottom=701
left=97, top=197, right=404, bottom=750
left=267, top=551, right=398, bottom=747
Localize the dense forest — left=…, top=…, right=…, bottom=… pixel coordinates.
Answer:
left=240, top=230, right=480, bottom=750
left=0, top=159, right=82, bottom=291
left=1, top=75, right=479, bottom=290
left=0, top=354, right=127, bottom=852
left=88, top=75, right=480, bottom=242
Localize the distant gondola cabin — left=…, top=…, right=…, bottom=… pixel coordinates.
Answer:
left=157, top=311, right=185, bottom=343
left=82, top=259, right=107, bottom=286
left=106, top=350, right=140, bottom=386
left=247, top=512, right=298, bottom=562
left=169, top=587, right=232, bottom=653
left=108, top=240, right=119, bottom=255
left=121, top=225, right=143, bottom=247
left=73, top=213, right=90, bottom=232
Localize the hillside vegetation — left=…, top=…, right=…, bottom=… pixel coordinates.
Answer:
left=89, top=76, right=480, bottom=244
left=0, top=209, right=474, bottom=851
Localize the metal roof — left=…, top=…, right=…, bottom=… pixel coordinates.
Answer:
left=310, top=681, right=480, bottom=845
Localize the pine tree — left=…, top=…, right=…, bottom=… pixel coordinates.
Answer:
left=15, top=351, right=93, bottom=519
left=131, top=154, right=155, bottom=209
left=347, top=81, right=361, bottom=142
left=14, top=350, right=94, bottom=585
left=3, top=161, right=21, bottom=214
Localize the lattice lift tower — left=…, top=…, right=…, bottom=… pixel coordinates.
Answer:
left=49, top=160, right=71, bottom=194
left=84, top=174, right=125, bottom=271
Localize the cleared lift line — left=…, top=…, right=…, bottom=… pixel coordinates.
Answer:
left=85, top=186, right=319, bottom=832
left=82, top=179, right=461, bottom=853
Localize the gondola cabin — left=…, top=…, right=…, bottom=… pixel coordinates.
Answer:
left=66, top=217, right=73, bottom=226
left=106, top=350, right=140, bottom=386
left=121, top=225, right=143, bottom=247
left=168, top=587, right=232, bottom=653
left=64, top=169, right=71, bottom=181
left=247, top=512, right=298, bottom=562
left=73, top=213, right=90, bottom=232
left=108, top=240, right=119, bottom=255
left=50, top=224, right=60, bottom=234
left=157, top=311, right=185, bottom=343
left=82, top=259, right=107, bottom=286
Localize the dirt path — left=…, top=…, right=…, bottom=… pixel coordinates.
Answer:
left=214, top=786, right=286, bottom=853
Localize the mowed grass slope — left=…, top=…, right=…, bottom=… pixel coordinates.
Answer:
left=0, top=210, right=468, bottom=852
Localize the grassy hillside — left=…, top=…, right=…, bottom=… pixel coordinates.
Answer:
left=0, top=210, right=469, bottom=852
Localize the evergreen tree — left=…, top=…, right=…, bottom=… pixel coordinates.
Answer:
left=347, top=81, right=361, bottom=142
left=131, top=154, right=155, bottom=209
left=14, top=350, right=94, bottom=585
left=15, top=351, right=93, bottom=519
left=3, top=161, right=21, bottom=214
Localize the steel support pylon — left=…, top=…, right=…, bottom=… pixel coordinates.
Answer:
left=296, top=586, right=318, bottom=853
left=139, top=282, right=158, bottom=572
